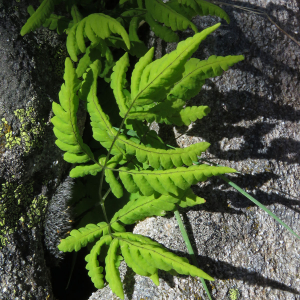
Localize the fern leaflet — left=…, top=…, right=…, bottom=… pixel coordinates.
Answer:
left=110, top=53, right=130, bottom=118
left=132, top=23, right=221, bottom=106
left=168, top=55, right=245, bottom=101
left=58, top=222, right=109, bottom=252
left=67, top=13, right=130, bottom=62
left=51, top=58, right=97, bottom=172
left=105, top=239, right=124, bottom=299
left=110, top=188, right=205, bottom=226
left=85, top=235, right=112, bottom=289
left=145, top=0, right=198, bottom=33
left=119, top=164, right=236, bottom=196
left=21, top=0, right=55, bottom=36
left=116, top=232, right=214, bottom=280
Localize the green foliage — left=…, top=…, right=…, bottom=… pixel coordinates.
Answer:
left=52, top=25, right=240, bottom=297
left=21, top=1, right=245, bottom=299
left=21, top=0, right=55, bottom=36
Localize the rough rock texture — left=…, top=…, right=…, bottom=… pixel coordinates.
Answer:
left=0, top=1, right=73, bottom=299
left=90, top=0, right=300, bottom=299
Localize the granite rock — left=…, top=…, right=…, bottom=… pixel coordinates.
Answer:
left=89, top=0, right=300, bottom=299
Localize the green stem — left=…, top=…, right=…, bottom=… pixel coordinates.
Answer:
left=198, top=157, right=300, bottom=240
left=174, top=210, right=212, bottom=300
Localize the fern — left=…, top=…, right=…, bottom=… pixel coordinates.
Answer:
left=50, top=58, right=98, bottom=168
left=144, top=12, right=179, bottom=43
left=168, top=55, right=245, bottom=101
left=110, top=188, right=206, bottom=226
left=85, top=235, right=112, bottom=289
left=21, top=1, right=248, bottom=298
left=21, top=0, right=55, bottom=36
left=128, top=16, right=148, bottom=57
left=26, top=5, right=73, bottom=34
left=179, top=0, right=230, bottom=24
left=49, top=22, right=242, bottom=298
left=132, top=23, right=221, bottom=106
left=67, top=13, right=130, bottom=62
left=145, top=0, right=198, bottom=33
left=119, top=164, right=235, bottom=196
left=58, top=222, right=109, bottom=252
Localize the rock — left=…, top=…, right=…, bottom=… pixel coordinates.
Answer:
left=89, top=0, right=300, bottom=299
left=0, top=1, right=75, bottom=299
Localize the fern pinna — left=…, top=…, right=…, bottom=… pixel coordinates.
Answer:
left=52, top=24, right=243, bottom=298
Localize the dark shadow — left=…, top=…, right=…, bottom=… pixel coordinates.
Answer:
left=189, top=172, right=300, bottom=214
left=195, top=254, right=300, bottom=296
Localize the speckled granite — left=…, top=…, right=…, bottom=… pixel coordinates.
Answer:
left=89, top=0, right=300, bottom=299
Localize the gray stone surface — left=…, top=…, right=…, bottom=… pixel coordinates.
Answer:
left=89, top=0, right=300, bottom=299
left=0, top=1, right=73, bottom=299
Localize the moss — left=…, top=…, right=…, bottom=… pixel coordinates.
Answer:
left=0, top=180, right=48, bottom=248
left=0, top=106, right=46, bottom=155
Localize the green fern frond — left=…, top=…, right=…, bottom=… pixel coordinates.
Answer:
left=58, top=222, right=109, bottom=252
left=168, top=55, right=245, bottom=101
left=132, top=24, right=221, bottom=106
left=120, top=235, right=158, bottom=278
left=144, top=12, right=179, bottom=43
left=75, top=45, right=103, bottom=78
left=119, top=164, right=236, bottom=196
left=177, top=188, right=206, bottom=208
left=110, top=188, right=205, bottom=225
left=71, top=4, right=83, bottom=23
left=67, top=13, right=130, bottom=62
left=69, top=159, right=103, bottom=178
left=174, top=105, right=211, bottom=126
left=110, top=53, right=130, bottom=118
left=83, top=55, right=211, bottom=168
left=145, top=0, right=198, bottom=33
left=128, top=16, right=148, bottom=57
left=75, top=39, right=114, bottom=79
left=21, top=0, right=55, bottom=36
left=26, top=5, right=73, bottom=34
left=79, top=60, right=125, bottom=156
left=116, top=137, right=210, bottom=169
left=120, top=8, right=147, bottom=19
left=85, top=235, right=112, bottom=289
left=166, top=0, right=197, bottom=20
left=115, top=232, right=214, bottom=280
left=105, top=239, right=124, bottom=299
left=51, top=58, right=95, bottom=166
left=130, top=47, right=155, bottom=102
left=105, top=154, right=124, bottom=198
left=192, top=0, right=230, bottom=24
left=128, top=98, right=211, bottom=126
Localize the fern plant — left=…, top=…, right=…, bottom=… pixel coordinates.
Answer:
left=19, top=0, right=243, bottom=298
left=51, top=22, right=244, bottom=297
left=19, top=0, right=300, bottom=299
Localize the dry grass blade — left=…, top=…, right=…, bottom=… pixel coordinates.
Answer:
left=210, top=0, right=300, bottom=47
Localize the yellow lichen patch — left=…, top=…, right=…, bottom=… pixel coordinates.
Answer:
left=1, top=106, right=46, bottom=154
left=0, top=180, right=48, bottom=248
left=229, top=288, right=240, bottom=300
left=0, top=118, right=12, bottom=154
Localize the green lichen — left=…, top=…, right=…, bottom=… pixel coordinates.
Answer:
left=0, top=106, right=45, bottom=154
left=0, top=180, right=48, bottom=248
left=229, top=288, right=240, bottom=300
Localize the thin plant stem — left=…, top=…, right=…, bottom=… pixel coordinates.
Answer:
left=210, top=0, right=300, bottom=47
left=198, top=158, right=300, bottom=240
left=174, top=210, right=212, bottom=300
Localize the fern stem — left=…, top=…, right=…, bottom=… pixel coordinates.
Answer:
left=174, top=209, right=212, bottom=300
left=210, top=0, right=300, bottom=47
